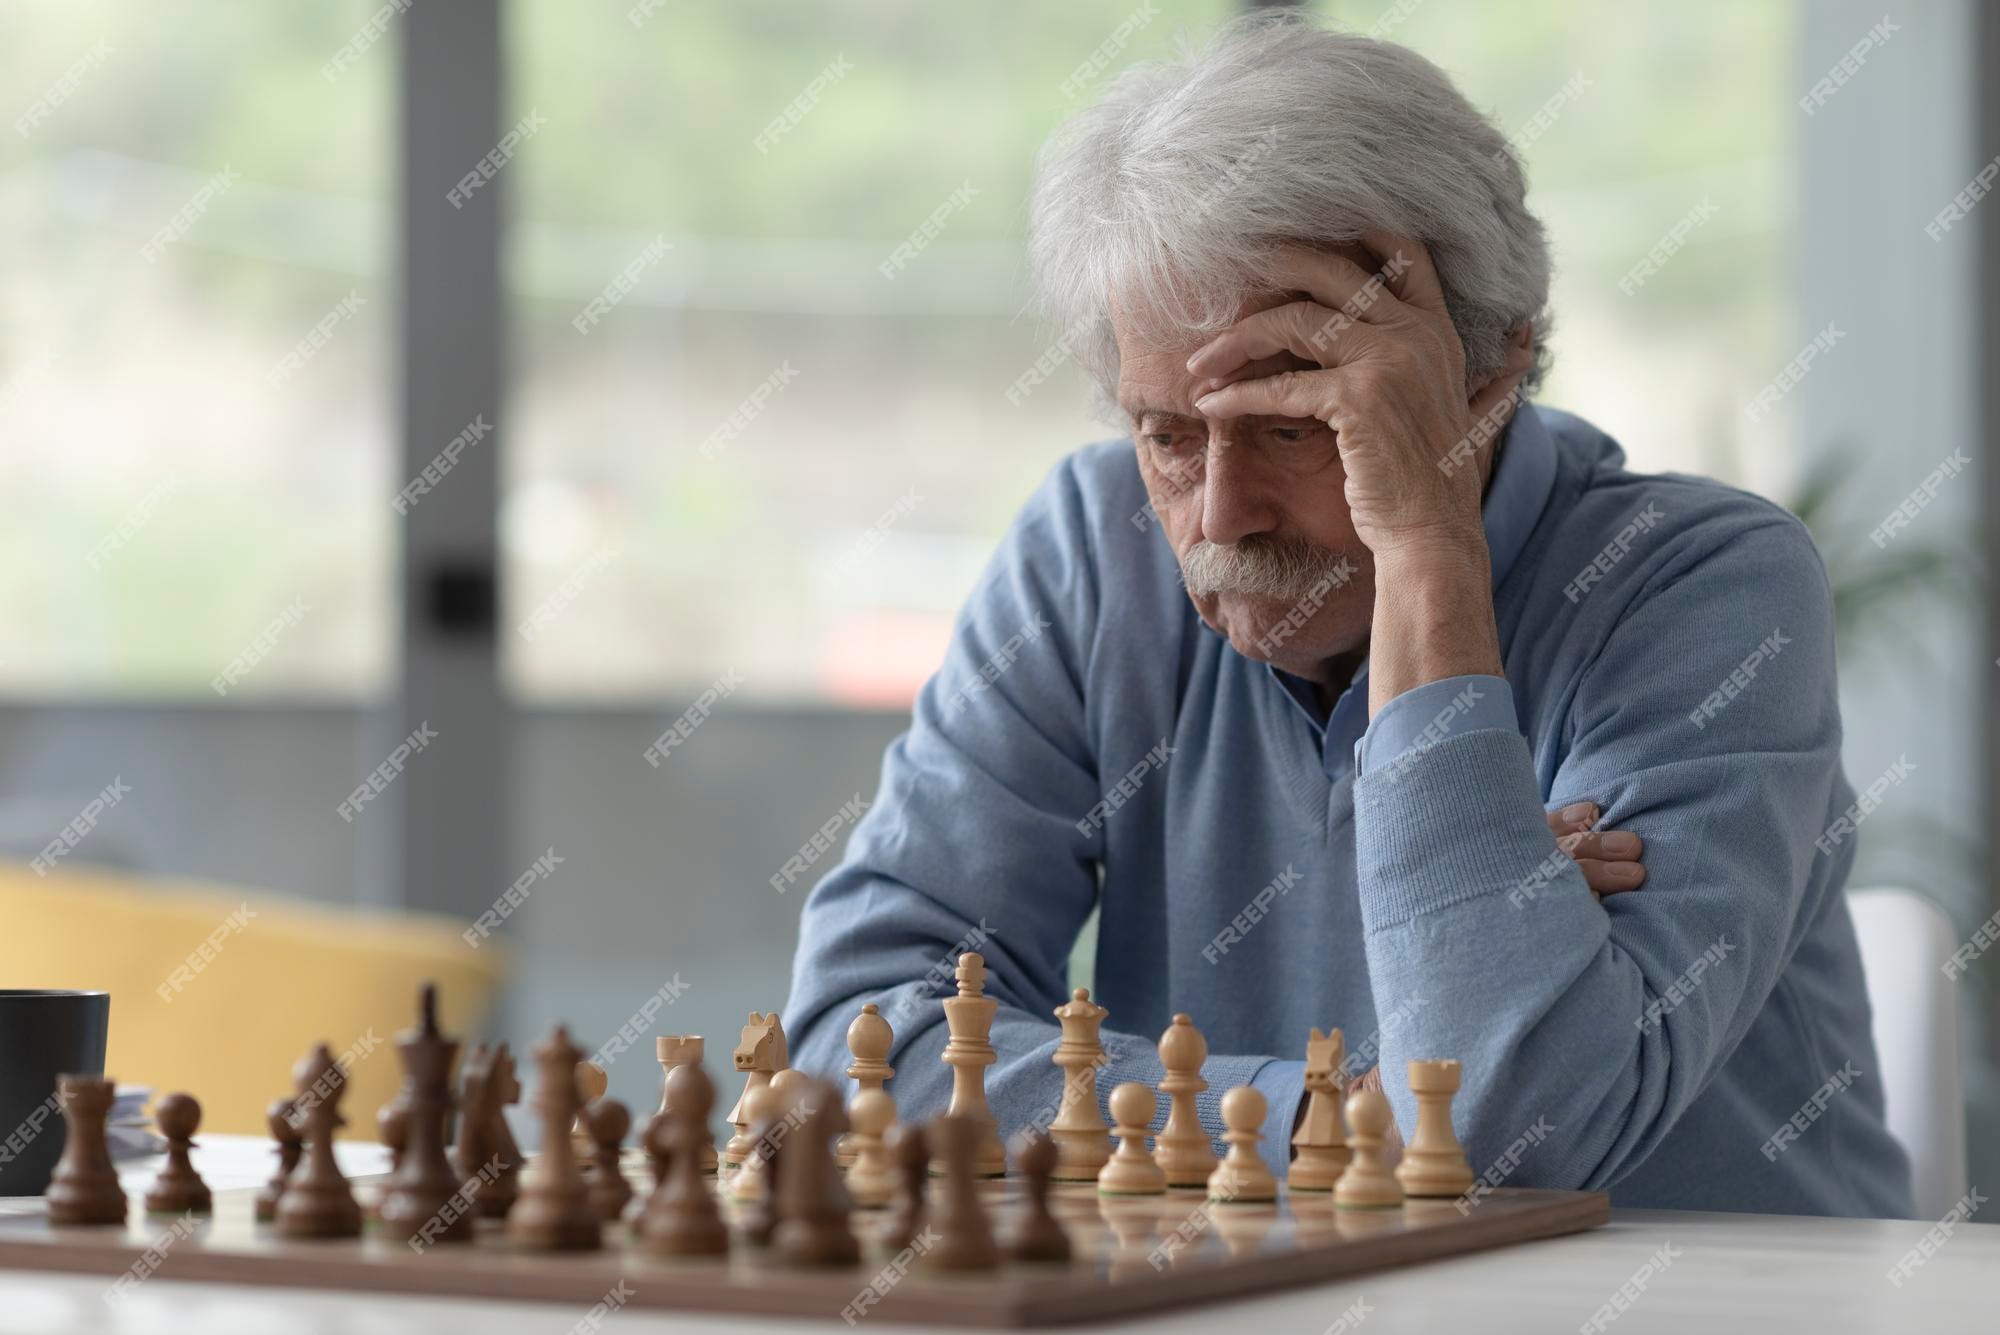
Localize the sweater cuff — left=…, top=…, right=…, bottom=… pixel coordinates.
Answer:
left=1355, top=674, right=1518, bottom=779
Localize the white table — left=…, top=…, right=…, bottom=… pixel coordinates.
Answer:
left=0, top=1137, right=1989, bottom=1334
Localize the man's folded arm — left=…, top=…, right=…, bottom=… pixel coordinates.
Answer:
left=1355, top=516, right=1845, bottom=1190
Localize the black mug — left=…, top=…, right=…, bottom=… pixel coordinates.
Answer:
left=0, top=990, right=110, bottom=1196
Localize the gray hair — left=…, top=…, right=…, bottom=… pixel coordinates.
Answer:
left=1026, top=10, right=1552, bottom=415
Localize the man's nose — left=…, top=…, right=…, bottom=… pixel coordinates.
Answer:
left=1198, top=435, right=1278, bottom=547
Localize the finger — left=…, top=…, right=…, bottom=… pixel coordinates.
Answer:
left=1262, top=247, right=1412, bottom=328
left=1576, top=858, right=1646, bottom=896
left=1357, top=229, right=1449, bottom=315
left=1562, top=831, right=1645, bottom=864
left=1546, top=802, right=1600, bottom=835
left=1192, top=366, right=1342, bottom=423
left=1185, top=300, right=1392, bottom=382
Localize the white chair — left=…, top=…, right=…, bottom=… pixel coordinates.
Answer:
left=1848, top=886, right=1969, bottom=1218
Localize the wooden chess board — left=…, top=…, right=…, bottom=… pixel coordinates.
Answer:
left=0, top=1167, right=1607, bottom=1327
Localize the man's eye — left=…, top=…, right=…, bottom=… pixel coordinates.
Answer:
left=1270, top=425, right=1321, bottom=443
left=1145, top=432, right=1195, bottom=454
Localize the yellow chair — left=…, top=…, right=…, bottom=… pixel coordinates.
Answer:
left=0, top=863, right=506, bottom=1136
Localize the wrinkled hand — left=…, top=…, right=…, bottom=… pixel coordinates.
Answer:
left=1546, top=801, right=1646, bottom=899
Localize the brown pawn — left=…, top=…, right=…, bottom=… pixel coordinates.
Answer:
left=879, top=1122, right=930, bottom=1255
left=626, top=1109, right=670, bottom=1231
left=46, top=1075, right=127, bottom=1226
left=274, top=1045, right=362, bottom=1238
left=504, top=1025, right=601, bottom=1251
left=639, top=1064, right=729, bottom=1256
left=771, top=1080, right=859, bottom=1266
left=254, top=1096, right=302, bottom=1222
left=584, top=1099, right=633, bottom=1223
left=1005, top=1134, right=1070, bottom=1264
left=378, top=984, right=473, bottom=1245
left=920, top=1114, right=998, bottom=1270
left=143, top=1093, right=213, bottom=1215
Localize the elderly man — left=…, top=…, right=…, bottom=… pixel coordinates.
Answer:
left=786, top=12, right=1910, bottom=1217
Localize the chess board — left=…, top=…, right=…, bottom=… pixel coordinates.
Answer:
left=0, top=1168, right=1607, bottom=1327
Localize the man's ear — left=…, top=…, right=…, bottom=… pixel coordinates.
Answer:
left=1467, top=322, right=1535, bottom=404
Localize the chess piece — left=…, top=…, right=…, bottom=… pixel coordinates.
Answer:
left=1049, top=987, right=1112, bottom=1181
left=936, top=953, right=1005, bottom=1177
left=772, top=1079, right=859, bottom=1266
left=1334, top=1087, right=1404, bottom=1210
left=839, top=1003, right=894, bottom=1167
left=45, top=1075, right=127, bottom=1226
left=1096, top=1082, right=1167, bottom=1195
left=921, top=1114, right=998, bottom=1270
left=504, top=1025, right=602, bottom=1250
left=1155, top=1014, right=1216, bottom=1187
left=627, top=1109, right=670, bottom=1231
left=1288, top=1027, right=1350, bottom=1192
left=585, top=1098, right=634, bottom=1222
left=1006, top=1133, right=1070, bottom=1264
left=254, top=1096, right=302, bottom=1222
left=143, top=1092, right=213, bottom=1215
left=377, top=1101, right=409, bottom=1174
left=572, top=1060, right=608, bottom=1155
left=452, top=1042, right=499, bottom=1204
left=879, top=1121, right=929, bottom=1255
left=732, top=1067, right=809, bottom=1206
left=274, top=1045, right=363, bottom=1237
left=1396, top=1059, right=1474, bottom=1198
left=639, top=1063, right=729, bottom=1256
left=845, top=1088, right=898, bottom=1208
left=378, top=984, right=474, bottom=1245
left=477, top=1043, right=524, bottom=1218
left=1206, top=1086, right=1276, bottom=1203
left=655, top=1036, right=717, bottom=1174
left=723, top=1011, right=787, bottom=1169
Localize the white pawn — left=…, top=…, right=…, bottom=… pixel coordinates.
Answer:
left=845, top=1089, right=898, bottom=1209
left=1096, top=1083, right=1167, bottom=1196
left=1334, top=1087, right=1404, bottom=1210
left=1205, top=1086, right=1276, bottom=1203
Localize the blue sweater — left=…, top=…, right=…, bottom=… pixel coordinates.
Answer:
left=785, top=403, right=1913, bottom=1218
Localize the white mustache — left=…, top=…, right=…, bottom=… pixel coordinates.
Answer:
left=1179, top=537, right=1358, bottom=602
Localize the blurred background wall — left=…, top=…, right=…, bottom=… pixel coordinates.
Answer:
left=1, top=0, right=1991, bottom=1183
